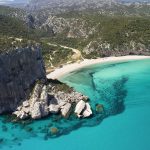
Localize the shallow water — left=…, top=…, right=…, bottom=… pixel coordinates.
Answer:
left=1, top=59, right=150, bottom=150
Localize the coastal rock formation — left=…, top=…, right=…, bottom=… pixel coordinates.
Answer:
left=49, top=98, right=60, bottom=114
left=82, top=103, right=93, bottom=118
left=14, top=83, right=49, bottom=119
left=75, top=100, right=86, bottom=117
left=60, top=103, right=72, bottom=118
left=0, top=47, right=46, bottom=114
left=75, top=100, right=92, bottom=118
left=0, top=42, right=92, bottom=120
left=30, top=84, right=49, bottom=119
left=13, top=82, right=91, bottom=119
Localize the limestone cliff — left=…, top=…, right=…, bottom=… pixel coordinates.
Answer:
left=0, top=47, right=46, bottom=114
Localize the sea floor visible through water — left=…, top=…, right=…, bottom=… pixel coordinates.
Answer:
left=1, top=59, right=150, bottom=150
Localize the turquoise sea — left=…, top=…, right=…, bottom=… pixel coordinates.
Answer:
left=1, top=58, right=150, bottom=150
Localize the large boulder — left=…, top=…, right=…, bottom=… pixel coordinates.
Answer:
left=49, top=104, right=60, bottom=113
left=75, top=100, right=86, bottom=118
left=49, top=98, right=60, bottom=113
left=60, top=103, right=72, bottom=118
left=82, top=103, right=92, bottom=118
left=75, top=100, right=92, bottom=118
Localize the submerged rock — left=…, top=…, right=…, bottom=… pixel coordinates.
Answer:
left=95, top=104, right=104, bottom=113
left=0, top=138, right=4, bottom=143
left=50, top=127, right=59, bottom=135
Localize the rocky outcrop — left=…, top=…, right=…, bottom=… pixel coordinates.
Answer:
left=83, top=39, right=150, bottom=58
left=40, top=16, right=90, bottom=38
left=28, top=0, right=119, bottom=11
left=75, top=100, right=86, bottom=117
left=13, top=82, right=92, bottom=119
left=75, top=100, right=92, bottom=118
left=30, top=84, right=49, bottom=119
left=60, top=103, right=72, bottom=118
left=14, top=83, right=49, bottom=119
left=0, top=47, right=46, bottom=114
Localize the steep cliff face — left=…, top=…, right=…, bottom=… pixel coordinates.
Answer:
left=0, top=47, right=46, bottom=114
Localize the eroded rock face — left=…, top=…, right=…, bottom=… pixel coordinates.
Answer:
left=30, top=85, right=49, bottom=119
left=0, top=47, right=46, bottom=114
left=14, top=83, right=49, bottom=119
left=13, top=82, right=91, bottom=120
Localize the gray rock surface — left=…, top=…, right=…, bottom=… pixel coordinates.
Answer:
left=60, top=103, right=72, bottom=118
left=13, top=82, right=91, bottom=119
left=14, top=83, right=49, bottom=119
left=0, top=47, right=46, bottom=114
left=49, top=98, right=60, bottom=114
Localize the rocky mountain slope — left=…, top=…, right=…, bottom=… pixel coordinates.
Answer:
left=0, top=1, right=150, bottom=67
left=27, top=0, right=150, bottom=15
left=27, top=0, right=119, bottom=11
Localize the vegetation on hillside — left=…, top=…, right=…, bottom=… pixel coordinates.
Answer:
left=0, top=5, right=150, bottom=66
left=43, top=13, right=150, bottom=55
left=0, top=15, right=28, bottom=37
left=0, top=5, right=25, bottom=17
left=41, top=42, right=73, bottom=67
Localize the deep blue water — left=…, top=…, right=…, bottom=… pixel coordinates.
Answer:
left=1, top=59, right=150, bottom=150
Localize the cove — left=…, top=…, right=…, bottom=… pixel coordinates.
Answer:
left=1, top=58, right=150, bottom=150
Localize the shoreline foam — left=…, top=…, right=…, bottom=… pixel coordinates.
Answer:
left=47, top=55, right=150, bottom=80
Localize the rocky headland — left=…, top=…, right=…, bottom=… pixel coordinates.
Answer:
left=0, top=46, right=46, bottom=114
left=0, top=47, right=93, bottom=121
left=13, top=80, right=92, bottom=120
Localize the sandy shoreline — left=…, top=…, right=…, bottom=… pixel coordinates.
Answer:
left=47, top=55, right=150, bottom=80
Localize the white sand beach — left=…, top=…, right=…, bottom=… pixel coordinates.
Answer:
left=47, top=55, right=150, bottom=80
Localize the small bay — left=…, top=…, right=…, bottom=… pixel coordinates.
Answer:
left=1, top=59, right=150, bottom=150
